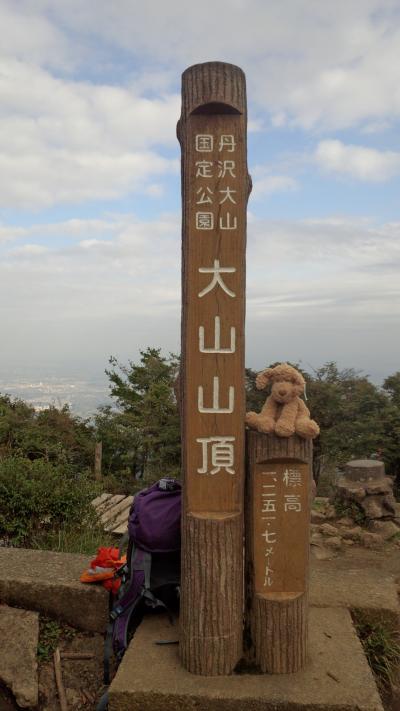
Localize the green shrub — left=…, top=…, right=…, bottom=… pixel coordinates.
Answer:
left=352, top=610, right=400, bottom=690
left=334, top=498, right=366, bottom=525
left=0, top=455, right=99, bottom=545
left=31, top=521, right=114, bottom=555
left=37, top=617, right=75, bottom=662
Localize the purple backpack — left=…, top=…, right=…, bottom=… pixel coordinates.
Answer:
left=103, top=478, right=181, bottom=687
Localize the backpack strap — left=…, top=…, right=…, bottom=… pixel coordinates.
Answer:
left=96, top=689, right=109, bottom=711
left=134, top=547, right=152, bottom=589
left=117, top=530, right=130, bottom=558
left=103, top=543, right=138, bottom=684
left=139, top=551, right=175, bottom=621
left=103, top=545, right=150, bottom=685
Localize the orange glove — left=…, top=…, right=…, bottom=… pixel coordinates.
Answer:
left=80, top=546, right=126, bottom=592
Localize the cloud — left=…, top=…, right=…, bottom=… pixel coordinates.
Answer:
left=314, top=140, right=400, bottom=181
left=9, top=244, right=49, bottom=256
left=248, top=215, right=400, bottom=270
left=251, top=172, right=297, bottom=199
left=0, top=58, right=179, bottom=208
left=0, top=225, right=27, bottom=244
left=25, top=0, right=400, bottom=131
left=0, top=0, right=74, bottom=69
left=0, top=212, right=399, bottom=381
left=0, top=1, right=398, bottom=134
left=0, top=212, right=181, bottom=316
left=244, top=215, right=400, bottom=377
left=0, top=0, right=398, bottom=218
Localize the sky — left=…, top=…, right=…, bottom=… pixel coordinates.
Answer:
left=0, top=0, right=399, bottom=394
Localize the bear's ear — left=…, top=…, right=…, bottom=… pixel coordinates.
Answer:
left=292, top=370, right=306, bottom=395
left=256, top=368, right=274, bottom=390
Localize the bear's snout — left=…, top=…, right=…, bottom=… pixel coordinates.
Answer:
left=272, top=380, right=293, bottom=403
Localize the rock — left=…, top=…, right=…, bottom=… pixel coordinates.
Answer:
left=368, top=520, right=400, bottom=540
left=324, top=505, right=337, bottom=520
left=362, top=493, right=396, bottom=519
left=364, top=479, right=394, bottom=496
left=391, top=684, right=400, bottom=709
left=324, top=536, right=342, bottom=550
left=337, top=479, right=366, bottom=502
left=66, top=687, right=83, bottom=707
left=361, top=496, right=385, bottom=519
left=342, top=539, right=354, bottom=546
left=336, top=517, right=355, bottom=527
left=0, top=548, right=108, bottom=633
left=0, top=605, right=39, bottom=708
left=312, top=546, right=334, bottom=560
left=337, top=460, right=397, bottom=523
left=310, top=523, right=322, bottom=532
left=314, top=496, right=330, bottom=505
left=360, top=531, right=384, bottom=548
left=320, top=523, right=339, bottom=537
left=342, top=526, right=363, bottom=541
left=379, top=494, right=397, bottom=517
left=310, top=532, right=323, bottom=544
left=311, top=510, right=326, bottom=523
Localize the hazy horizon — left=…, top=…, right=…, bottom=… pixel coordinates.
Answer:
left=0, top=349, right=397, bottom=418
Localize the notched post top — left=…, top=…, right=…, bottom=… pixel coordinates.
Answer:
left=177, top=62, right=247, bottom=141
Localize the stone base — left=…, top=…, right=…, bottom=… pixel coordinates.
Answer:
left=0, top=547, right=108, bottom=632
left=337, top=459, right=397, bottom=521
left=0, top=605, right=39, bottom=708
left=310, top=565, right=400, bottom=617
left=109, top=607, right=383, bottom=711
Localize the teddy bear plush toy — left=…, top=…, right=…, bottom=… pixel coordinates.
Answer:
left=245, top=363, right=319, bottom=439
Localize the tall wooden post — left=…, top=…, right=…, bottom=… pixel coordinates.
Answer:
left=245, top=432, right=312, bottom=673
left=178, top=62, right=251, bottom=675
left=94, top=441, right=102, bottom=481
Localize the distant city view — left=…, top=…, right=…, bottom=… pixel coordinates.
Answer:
left=0, top=369, right=112, bottom=418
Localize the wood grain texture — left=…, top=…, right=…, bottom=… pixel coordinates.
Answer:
left=251, top=592, right=308, bottom=673
left=180, top=512, right=243, bottom=675
left=244, top=431, right=312, bottom=673
left=179, top=62, right=247, bottom=123
left=179, top=62, right=250, bottom=675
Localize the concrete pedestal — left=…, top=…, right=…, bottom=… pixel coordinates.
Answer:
left=109, top=607, right=383, bottom=711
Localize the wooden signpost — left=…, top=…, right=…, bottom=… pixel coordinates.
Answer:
left=178, top=62, right=251, bottom=675
left=94, top=441, right=102, bottom=481
left=245, top=432, right=312, bottom=673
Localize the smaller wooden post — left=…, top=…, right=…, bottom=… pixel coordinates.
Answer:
left=245, top=432, right=312, bottom=673
left=94, top=441, right=102, bottom=481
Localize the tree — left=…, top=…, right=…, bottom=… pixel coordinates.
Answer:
left=0, top=394, right=98, bottom=546
left=0, top=395, right=94, bottom=472
left=245, top=368, right=266, bottom=413
left=94, top=406, right=143, bottom=479
left=381, top=372, right=400, bottom=481
left=0, top=394, right=35, bottom=457
left=306, top=362, right=390, bottom=481
left=383, top=372, right=400, bottom=408
left=98, top=348, right=181, bottom=485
